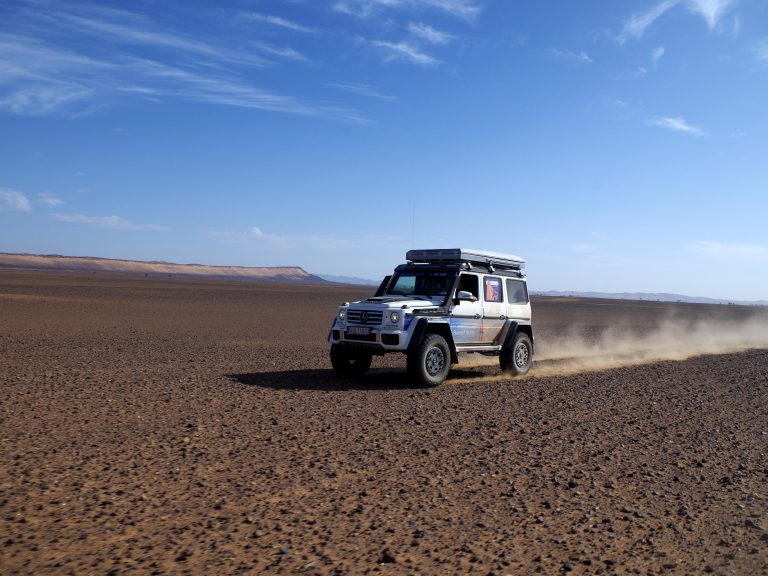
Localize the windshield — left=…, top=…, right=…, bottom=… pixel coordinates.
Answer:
left=386, top=269, right=456, bottom=297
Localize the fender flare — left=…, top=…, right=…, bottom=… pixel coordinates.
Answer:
left=407, top=317, right=459, bottom=364
left=502, top=321, right=534, bottom=355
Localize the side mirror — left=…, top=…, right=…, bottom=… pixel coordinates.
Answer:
left=453, top=290, right=476, bottom=304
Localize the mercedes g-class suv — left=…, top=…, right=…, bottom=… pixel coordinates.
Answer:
left=328, top=248, right=533, bottom=386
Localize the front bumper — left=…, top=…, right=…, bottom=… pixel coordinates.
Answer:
left=328, top=319, right=413, bottom=352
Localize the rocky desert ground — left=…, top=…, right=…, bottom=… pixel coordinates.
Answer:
left=1, top=271, right=767, bottom=575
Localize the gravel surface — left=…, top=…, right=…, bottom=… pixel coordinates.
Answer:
left=1, top=271, right=767, bottom=575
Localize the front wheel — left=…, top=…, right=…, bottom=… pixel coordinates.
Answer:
left=407, top=334, right=451, bottom=387
left=500, top=332, right=533, bottom=376
left=330, top=345, right=372, bottom=377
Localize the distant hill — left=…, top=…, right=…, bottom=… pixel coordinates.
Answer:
left=533, top=290, right=768, bottom=307
left=0, top=253, right=327, bottom=283
left=316, top=273, right=378, bottom=286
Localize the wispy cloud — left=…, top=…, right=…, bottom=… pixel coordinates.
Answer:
left=731, top=15, right=741, bottom=37
left=619, top=0, right=679, bottom=43
left=637, top=45, right=666, bottom=75
left=208, top=228, right=353, bottom=249
left=55, top=12, right=229, bottom=60
left=571, top=243, right=601, bottom=254
left=0, top=188, right=31, bottom=212
left=207, top=227, right=266, bottom=242
left=0, top=85, right=95, bottom=117
left=756, top=40, right=768, bottom=63
left=253, top=43, right=307, bottom=62
left=52, top=213, right=170, bottom=231
left=686, top=0, right=734, bottom=30
left=0, top=7, right=363, bottom=122
left=37, top=193, right=64, bottom=207
left=408, top=22, right=455, bottom=44
left=648, top=115, right=706, bottom=136
left=651, top=46, right=666, bottom=65
left=207, top=226, right=401, bottom=249
left=551, top=49, right=593, bottom=65
left=240, top=12, right=316, bottom=33
left=618, top=0, right=736, bottom=42
left=329, top=82, right=397, bottom=101
left=372, top=40, right=438, bottom=65
left=334, top=0, right=481, bottom=20
left=689, top=241, right=768, bottom=261
left=115, top=57, right=318, bottom=113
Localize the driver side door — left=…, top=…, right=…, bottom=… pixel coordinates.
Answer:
left=449, top=273, right=483, bottom=344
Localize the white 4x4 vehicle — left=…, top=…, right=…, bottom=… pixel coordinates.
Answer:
left=328, top=248, right=533, bottom=386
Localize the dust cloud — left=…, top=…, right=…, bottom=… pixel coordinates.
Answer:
left=533, top=315, right=768, bottom=376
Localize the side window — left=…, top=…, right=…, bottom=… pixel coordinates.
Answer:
left=483, top=276, right=503, bottom=303
left=456, top=273, right=479, bottom=300
left=506, top=278, right=529, bottom=304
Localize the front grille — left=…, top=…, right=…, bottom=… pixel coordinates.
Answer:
left=347, top=309, right=383, bottom=325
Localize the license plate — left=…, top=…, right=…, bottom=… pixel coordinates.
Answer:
left=347, top=327, right=370, bottom=336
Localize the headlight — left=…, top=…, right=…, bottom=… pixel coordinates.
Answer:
left=338, top=309, right=347, bottom=321
left=389, top=311, right=400, bottom=323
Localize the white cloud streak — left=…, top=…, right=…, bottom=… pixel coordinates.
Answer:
left=0, top=7, right=364, bottom=122
left=408, top=22, right=454, bottom=44
left=56, top=12, right=230, bottom=60
left=329, top=82, right=397, bottom=101
left=208, top=227, right=265, bottom=241
left=52, top=213, right=170, bottom=231
left=651, top=46, right=666, bottom=65
left=37, top=193, right=64, bottom=207
left=619, top=0, right=735, bottom=42
left=756, top=41, right=768, bottom=63
left=240, top=12, right=316, bottom=33
left=552, top=49, right=593, bottom=65
left=571, top=243, right=601, bottom=254
left=648, top=115, right=706, bottom=136
left=0, top=188, right=31, bottom=212
left=372, top=40, right=438, bottom=65
left=686, top=0, right=734, bottom=30
left=334, top=0, right=480, bottom=20
left=0, top=84, right=94, bottom=117
left=619, top=0, right=679, bottom=43
left=689, top=241, right=768, bottom=261
left=207, top=227, right=401, bottom=249
left=253, top=43, right=307, bottom=62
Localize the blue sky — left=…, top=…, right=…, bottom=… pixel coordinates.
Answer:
left=1, top=0, right=767, bottom=300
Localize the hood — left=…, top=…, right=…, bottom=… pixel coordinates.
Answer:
left=354, top=295, right=444, bottom=308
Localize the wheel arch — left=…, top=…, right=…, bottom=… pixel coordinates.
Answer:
left=407, top=318, right=458, bottom=364
left=502, top=322, right=534, bottom=355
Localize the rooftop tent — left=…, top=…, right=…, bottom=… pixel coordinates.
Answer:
left=405, top=248, right=525, bottom=270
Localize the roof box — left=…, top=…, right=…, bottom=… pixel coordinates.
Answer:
left=406, top=248, right=525, bottom=270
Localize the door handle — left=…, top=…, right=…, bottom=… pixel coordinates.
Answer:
left=474, top=314, right=481, bottom=319
left=499, top=315, right=507, bottom=320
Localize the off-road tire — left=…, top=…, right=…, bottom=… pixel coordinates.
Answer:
left=330, top=345, right=372, bottom=378
left=407, top=333, right=451, bottom=387
left=500, top=332, right=533, bottom=376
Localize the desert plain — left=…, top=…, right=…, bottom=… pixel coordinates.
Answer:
left=1, top=270, right=767, bottom=575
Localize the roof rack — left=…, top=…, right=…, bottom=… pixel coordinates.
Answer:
left=405, top=248, right=525, bottom=270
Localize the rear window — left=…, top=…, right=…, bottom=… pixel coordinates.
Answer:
left=506, top=278, right=528, bottom=304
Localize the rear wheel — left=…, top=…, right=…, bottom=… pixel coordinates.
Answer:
left=500, top=332, right=533, bottom=376
left=330, top=345, right=372, bottom=377
left=407, top=334, right=451, bottom=387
